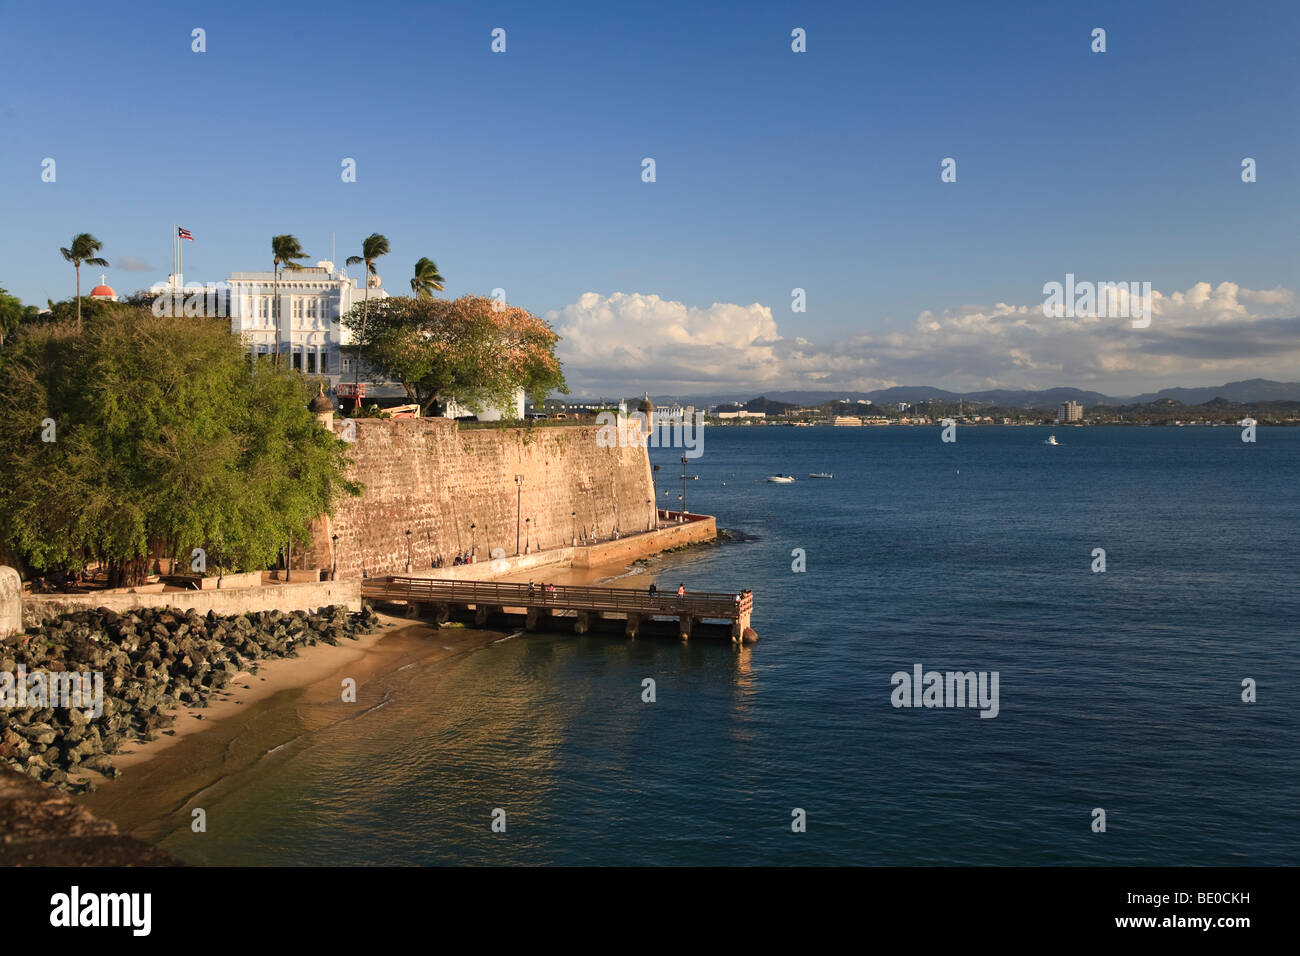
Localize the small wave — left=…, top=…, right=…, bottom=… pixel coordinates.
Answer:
left=596, top=566, right=646, bottom=584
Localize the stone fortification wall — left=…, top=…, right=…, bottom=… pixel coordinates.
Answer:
left=304, top=420, right=655, bottom=578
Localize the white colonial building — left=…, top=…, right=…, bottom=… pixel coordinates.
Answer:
left=152, top=260, right=525, bottom=419
left=225, top=261, right=385, bottom=379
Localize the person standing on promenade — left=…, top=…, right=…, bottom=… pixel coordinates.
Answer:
left=677, top=583, right=685, bottom=598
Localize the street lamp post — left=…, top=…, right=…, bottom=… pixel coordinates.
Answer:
left=331, top=534, right=339, bottom=580
left=646, top=499, right=652, bottom=531
left=651, top=464, right=660, bottom=529
left=525, top=517, right=531, bottom=554
left=405, top=529, right=412, bottom=573
left=680, top=455, right=689, bottom=519
left=571, top=511, right=576, bottom=547
left=470, top=523, right=476, bottom=562
left=514, top=475, right=524, bottom=555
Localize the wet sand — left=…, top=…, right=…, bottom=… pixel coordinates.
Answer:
left=79, top=558, right=657, bottom=834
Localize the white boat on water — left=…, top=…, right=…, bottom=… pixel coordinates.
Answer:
left=1044, top=435, right=1060, bottom=445
left=767, top=474, right=796, bottom=483
left=809, top=472, right=834, bottom=479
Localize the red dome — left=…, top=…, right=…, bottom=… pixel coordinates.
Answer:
left=89, top=284, right=116, bottom=297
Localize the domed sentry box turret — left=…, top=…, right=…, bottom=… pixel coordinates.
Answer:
left=637, top=391, right=655, bottom=434
left=309, top=386, right=335, bottom=429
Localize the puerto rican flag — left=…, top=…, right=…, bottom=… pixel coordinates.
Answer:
left=177, top=226, right=194, bottom=241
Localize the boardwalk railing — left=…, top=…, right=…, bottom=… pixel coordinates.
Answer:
left=362, top=575, right=753, bottom=621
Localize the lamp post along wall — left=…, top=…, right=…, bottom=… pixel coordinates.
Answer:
left=514, top=475, right=524, bottom=555
left=681, top=455, right=689, bottom=518
left=651, top=464, right=660, bottom=529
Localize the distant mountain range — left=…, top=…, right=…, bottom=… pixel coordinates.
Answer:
left=605, top=379, right=1300, bottom=410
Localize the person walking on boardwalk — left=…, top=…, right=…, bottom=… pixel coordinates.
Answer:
left=676, top=583, right=685, bottom=598
left=528, top=581, right=536, bottom=596
left=648, top=583, right=657, bottom=597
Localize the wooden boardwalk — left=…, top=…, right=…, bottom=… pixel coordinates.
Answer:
left=362, top=576, right=756, bottom=642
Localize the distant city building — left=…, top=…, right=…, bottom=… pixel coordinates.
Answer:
left=832, top=416, right=863, bottom=426
left=715, top=410, right=765, bottom=419
left=1057, top=400, right=1084, bottom=423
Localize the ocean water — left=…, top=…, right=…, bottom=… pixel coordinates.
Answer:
left=101, top=426, right=1300, bottom=865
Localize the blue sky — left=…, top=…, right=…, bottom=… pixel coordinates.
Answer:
left=2, top=0, right=1296, bottom=395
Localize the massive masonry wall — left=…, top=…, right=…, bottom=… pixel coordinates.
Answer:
left=303, top=419, right=656, bottom=578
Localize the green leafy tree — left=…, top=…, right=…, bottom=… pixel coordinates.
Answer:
left=271, top=234, right=309, bottom=367
left=345, top=233, right=389, bottom=406
left=342, top=294, right=566, bottom=417
left=59, top=233, right=109, bottom=332
left=0, top=302, right=359, bottom=587
left=0, top=286, right=39, bottom=349
left=409, top=257, right=445, bottom=298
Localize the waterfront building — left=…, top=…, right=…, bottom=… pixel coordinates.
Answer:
left=832, top=416, right=864, bottom=426
left=226, top=260, right=386, bottom=378
left=1057, top=401, right=1084, bottom=423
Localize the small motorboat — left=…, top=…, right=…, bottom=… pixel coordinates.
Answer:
left=766, top=474, right=796, bottom=483
left=1044, top=435, right=1060, bottom=445
left=809, top=472, right=834, bottom=479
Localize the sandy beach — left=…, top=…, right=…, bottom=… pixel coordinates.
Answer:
left=78, top=554, right=658, bottom=833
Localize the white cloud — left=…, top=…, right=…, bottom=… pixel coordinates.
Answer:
left=548, top=283, right=1299, bottom=395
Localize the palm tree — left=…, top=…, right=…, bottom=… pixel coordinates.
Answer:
left=409, top=257, right=445, bottom=298
left=345, top=233, right=390, bottom=406
left=271, top=235, right=308, bottom=367
left=59, top=233, right=109, bottom=332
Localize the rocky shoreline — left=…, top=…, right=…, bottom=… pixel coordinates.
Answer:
left=1, top=604, right=380, bottom=792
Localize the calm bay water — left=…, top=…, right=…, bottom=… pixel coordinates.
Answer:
left=116, top=426, right=1300, bottom=865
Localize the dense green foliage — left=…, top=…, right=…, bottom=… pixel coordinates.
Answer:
left=0, top=302, right=359, bottom=586
left=0, top=286, right=40, bottom=348
left=342, top=294, right=567, bottom=417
